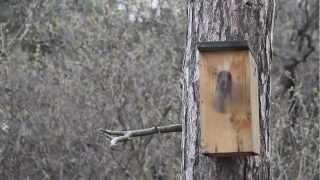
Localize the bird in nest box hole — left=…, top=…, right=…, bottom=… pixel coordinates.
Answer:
left=214, top=62, right=232, bottom=113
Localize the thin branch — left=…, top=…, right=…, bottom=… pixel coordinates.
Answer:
left=0, top=23, right=7, bottom=53
left=109, top=150, right=135, bottom=180
left=100, top=124, right=182, bottom=147
left=110, top=131, right=133, bottom=146
left=7, top=23, right=31, bottom=51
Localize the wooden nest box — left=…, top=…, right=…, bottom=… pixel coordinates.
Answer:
left=198, top=41, right=260, bottom=156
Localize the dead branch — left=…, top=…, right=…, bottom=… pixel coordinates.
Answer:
left=100, top=124, right=182, bottom=147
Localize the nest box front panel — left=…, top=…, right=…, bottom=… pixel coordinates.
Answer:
left=199, top=50, right=260, bottom=156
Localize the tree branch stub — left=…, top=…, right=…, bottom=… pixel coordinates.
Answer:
left=100, top=124, right=182, bottom=147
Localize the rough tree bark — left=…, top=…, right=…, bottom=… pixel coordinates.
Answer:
left=181, top=0, right=275, bottom=180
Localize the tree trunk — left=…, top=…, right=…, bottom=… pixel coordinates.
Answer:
left=181, top=1, right=275, bottom=180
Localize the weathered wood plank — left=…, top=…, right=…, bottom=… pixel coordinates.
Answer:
left=199, top=50, right=260, bottom=156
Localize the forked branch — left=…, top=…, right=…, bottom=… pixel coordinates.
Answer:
left=100, top=124, right=182, bottom=147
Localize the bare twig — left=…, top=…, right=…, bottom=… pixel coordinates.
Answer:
left=0, top=23, right=7, bottom=53
left=7, top=23, right=31, bottom=50
left=109, top=150, right=135, bottom=180
left=100, top=124, right=182, bottom=147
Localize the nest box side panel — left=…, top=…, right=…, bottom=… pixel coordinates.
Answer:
left=200, top=51, right=254, bottom=155
left=249, top=52, right=261, bottom=154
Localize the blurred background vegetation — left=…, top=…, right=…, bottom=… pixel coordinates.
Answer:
left=0, top=0, right=318, bottom=180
